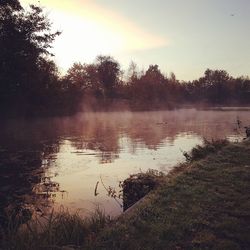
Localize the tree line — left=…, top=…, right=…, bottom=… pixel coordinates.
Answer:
left=1, top=0, right=250, bottom=117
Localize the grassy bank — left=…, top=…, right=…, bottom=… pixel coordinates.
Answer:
left=92, top=139, right=250, bottom=249
left=0, top=207, right=111, bottom=250
left=1, top=140, right=250, bottom=249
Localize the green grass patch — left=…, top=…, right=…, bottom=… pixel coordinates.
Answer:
left=2, top=140, right=250, bottom=249
left=92, top=140, right=250, bottom=249
left=0, top=207, right=111, bottom=250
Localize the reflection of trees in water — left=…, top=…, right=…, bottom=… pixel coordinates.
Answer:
left=1, top=110, right=247, bottom=165
left=0, top=138, right=62, bottom=227
left=125, top=111, right=248, bottom=147
left=0, top=150, right=42, bottom=227
left=99, top=151, right=119, bottom=164
left=32, top=175, right=66, bottom=215
left=67, top=111, right=247, bottom=157
left=69, top=119, right=121, bottom=164
left=30, top=142, right=66, bottom=214
left=0, top=110, right=249, bottom=220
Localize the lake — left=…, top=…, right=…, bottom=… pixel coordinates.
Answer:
left=0, top=109, right=249, bottom=219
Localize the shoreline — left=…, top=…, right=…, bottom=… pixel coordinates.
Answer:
left=92, top=139, right=250, bottom=249
left=1, top=139, right=250, bottom=249
left=2, top=103, right=250, bottom=120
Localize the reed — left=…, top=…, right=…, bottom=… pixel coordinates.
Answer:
left=0, top=206, right=111, bottom=250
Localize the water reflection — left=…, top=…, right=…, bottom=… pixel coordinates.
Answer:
left=0, top=109, right=250, bottom=220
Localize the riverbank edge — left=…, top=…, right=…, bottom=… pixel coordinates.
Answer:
left=121, top=162, right=192, bottom=217
left=90, top=139, right=250, bottom=249
left=2, top=139, right=250, bottom=249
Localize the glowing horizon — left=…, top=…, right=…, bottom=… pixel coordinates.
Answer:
left=21, top=0, right=168, bottom=72
left=20, top=0, right=250, bottom=80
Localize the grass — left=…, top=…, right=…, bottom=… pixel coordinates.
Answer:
left=1, top=139, right=250, bottom=249
left=182, top=138, right=229, bottom=162
left=91, top=140, right=250, bottom=249
left=0, top=207, right=111, bottom=250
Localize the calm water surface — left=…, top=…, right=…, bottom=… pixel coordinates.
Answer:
left=1, top=109, right=249, bottom=218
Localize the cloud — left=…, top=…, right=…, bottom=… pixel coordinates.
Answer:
left=20, top=0, right=168, bottom=70
left=74, top=0, right=168, bottom=51
left=21, top=0, right=167, bottom=50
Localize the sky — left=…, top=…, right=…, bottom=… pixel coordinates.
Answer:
left=20, top=0, right=250, bottom=80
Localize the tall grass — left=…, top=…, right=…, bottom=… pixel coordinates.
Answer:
left=183, top=138, right=229, bottom=162
left=0, top=207, right=111, bottom=250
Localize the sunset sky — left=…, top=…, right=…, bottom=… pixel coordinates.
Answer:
left=20, top=0, right=250, bottom=80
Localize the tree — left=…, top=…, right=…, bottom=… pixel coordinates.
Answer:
left=143, top=65, right=165, bottom=85
left=139, top=65, right=166, bottom=102
left=201, top=69, right=230, bottom=103
left=0, top=1, right=60, bottom=106
left=65, top=63, right=90, bottom=91
left=0, top=0, right=22, bottom=10
left=127, top=61, right=139, bottom=84
left=96, top=55, right=121, bottom=98
left=233, top=76, right=250, bottom=103
left=36, top=57, right=59, bottom=91
left=65, top=63, right=102, bottom=95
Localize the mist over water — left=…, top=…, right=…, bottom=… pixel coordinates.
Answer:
left=1, top=109, right=250, bottom=218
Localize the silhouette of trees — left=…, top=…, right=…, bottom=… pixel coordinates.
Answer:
left=201, top=69, right=231, bottom=103
left=138, top=65, right=166, bottom=104
left=231, top=76, right=250, bottom=104
left=64, top=56, right=122, bottom=103
left=125, top=65, right=183, bottom=109
left=0, top=1, right=250, bottom=117
left=65, top=63, right=91, bottom=91
left=183, top=69, right=250, bottom=105
left=64, top=62, right=101, bottom=95
left=96, top=56, right=121, bottom=99
left=62, top=59, right=250, bottom=109
left=0, top=0, right=22, bottom=10
left=0, top=1, right=61, bottom=116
